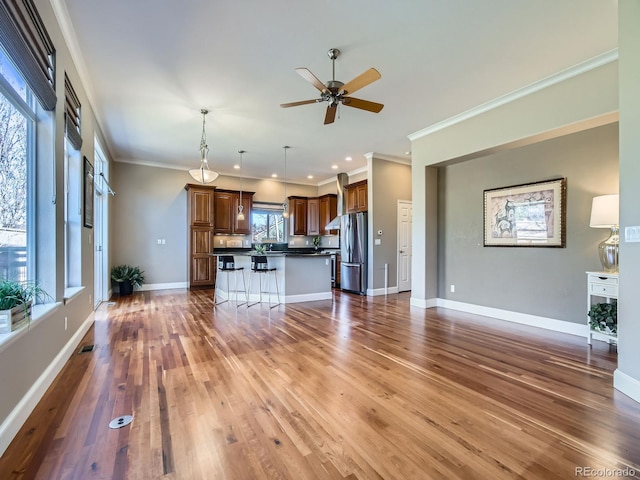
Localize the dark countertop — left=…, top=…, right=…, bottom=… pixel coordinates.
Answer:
left=210, top=249, right=331, bottom=257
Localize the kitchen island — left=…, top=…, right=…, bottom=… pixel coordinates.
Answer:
left=211, top=251, right=332, bottom=304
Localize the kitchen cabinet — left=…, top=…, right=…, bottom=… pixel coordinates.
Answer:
left=288, top=197, right=308, bottom=236
left=307, top=197, right=320, bottom=236
left=185, top=184, right=216, bottom=288
left=346, top=180, right=368, bottom=213
left=214, top=189, right=254, bottom=235
left=319, top=194, right=337, bottom=235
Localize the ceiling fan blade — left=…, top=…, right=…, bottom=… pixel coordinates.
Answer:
left=340, top=68, right=381, bottom=96
left=295, top=68, right=328, bottom=93
left=280, top=99, right=319, bottom=108
left=342, top=97, right=384, bottom=113
left=324, top=105, right=337, bottom=124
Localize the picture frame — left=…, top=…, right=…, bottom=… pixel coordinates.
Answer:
left=83, top=156, right=94, bottom=228
left=483, top=178, right=566, bottom=247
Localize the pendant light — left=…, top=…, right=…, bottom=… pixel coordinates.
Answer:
left=189, top=109, right=219, bottom=184
left=237, top=150, right=246, bottom=221
left=282, top=146, right=290, bottom=218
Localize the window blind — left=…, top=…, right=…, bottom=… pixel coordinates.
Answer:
left=0, top=0, right=56, bottom=110
left=64, top=72, right=82, bottom=150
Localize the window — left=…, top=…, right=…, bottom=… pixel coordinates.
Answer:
left=64, top=138, right=81, bottom=288
left=252, top=208, right=286, bottom=244
left=0, top=46, right=35, bottom=283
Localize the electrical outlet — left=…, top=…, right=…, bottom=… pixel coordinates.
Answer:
left=219, top=239, right=224, bottom=245
left=157, top=239, right=161, bottom=245
left=374, top=238, right=381, bottom=245
left=325, top=258, right=329, bottom=265
left=450, top=285, right=455, bottom=293
left=306, top=240, right=309, bottom=245
left=289, top=240, right=294, bottom=246
left=161, top=239, right=166, bottom=245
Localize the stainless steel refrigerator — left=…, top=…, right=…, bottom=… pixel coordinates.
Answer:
left=340, top=212, right=367, bottom=295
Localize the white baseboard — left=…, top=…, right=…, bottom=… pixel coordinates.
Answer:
left=138, top=282, right=188, bottom=291
left=216, top=290, right=332, bottom=304
left=0, top=312, right=95, bottom=456
left=367, top=287, right=399, bottom=296
left=614, top=369, right=640, bottom=404
left=410, top=297, right=438, bottom=308
left=435, top=298, right=587, bottom=337
left=284, top=292, right=332, bottom=303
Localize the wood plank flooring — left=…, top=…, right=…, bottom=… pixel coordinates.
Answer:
left=1, top=289, right=639, bottom=479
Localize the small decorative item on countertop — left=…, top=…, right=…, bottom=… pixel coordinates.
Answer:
left=312, top=236, right=321, bottom=250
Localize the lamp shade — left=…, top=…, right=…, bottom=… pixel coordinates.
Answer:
left=189, top=167, right=219, bottom=184
left=589, top=194, right=619, bottom=228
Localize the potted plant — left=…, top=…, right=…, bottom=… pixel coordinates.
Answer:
left=588, top=300, right=617, bottom=335
left=111, top=264, right=145, bottom=296
left=0, top=280, right=51, bottom=333
left=312, top=236, right=321, bottom=250
left=254, top=244, right=266, bottom=254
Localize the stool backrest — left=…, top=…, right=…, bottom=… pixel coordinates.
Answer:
left=218, top=255, right=235, bottom=270
left=251, top=255, right=268, bottom=271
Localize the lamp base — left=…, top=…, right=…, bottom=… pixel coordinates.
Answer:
left=598, top=226, right=619, bottom=273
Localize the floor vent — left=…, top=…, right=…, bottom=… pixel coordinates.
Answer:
left=109, top=415, right=134, bottom=429
left=78, top=344, right=95, bottom=354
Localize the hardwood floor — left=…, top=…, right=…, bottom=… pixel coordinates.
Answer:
left=1, top=289, right=639, bottom=479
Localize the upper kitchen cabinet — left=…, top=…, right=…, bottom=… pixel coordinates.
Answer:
left=319, top=194, right=337, bottom=235
left=307, top=197, right=320, bottom=236
left=188, top=185, right=215, bottom=226
left=288, top=196, right=308, bottom=236
left=214, top=189, right=254, bottom=234
left=346, top=180, right=368, bottom=213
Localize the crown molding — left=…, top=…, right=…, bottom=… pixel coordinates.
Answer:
left=408, top=49, right=619, bottom=142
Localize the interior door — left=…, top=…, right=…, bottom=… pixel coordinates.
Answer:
left=397, top=200, right=412, bottom=292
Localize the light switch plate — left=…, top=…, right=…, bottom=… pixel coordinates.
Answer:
left=374, top=238, right=381, bottom=245
left=625, top=226, right=640, bottom=243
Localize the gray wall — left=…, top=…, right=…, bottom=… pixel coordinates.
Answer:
left=618, top=0, right=640, bottom=392
left=368, top=157, right=412, bottom=290
left=111, top=163, right=326, bottom=286
left=437, top=124, right=618, bottom=323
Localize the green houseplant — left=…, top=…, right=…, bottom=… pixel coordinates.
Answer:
left=111, top=265, right=145, bottom=296
left=312, top=236, right=321, bottom=250
left=0, top=280, right=51, bottom=333
left=588, top=300, right=617, bottom=335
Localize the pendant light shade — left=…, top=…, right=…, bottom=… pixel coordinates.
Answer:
left=282, top=146, right=290, bottom=218
left=237, top=150, right=246, bottom=221
left=189, top=109, right=219, bottom=184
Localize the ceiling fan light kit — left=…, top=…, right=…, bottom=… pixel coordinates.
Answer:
left=188, top=109, right=219, bottom=184
left=281, top=48, right=384, bottom=125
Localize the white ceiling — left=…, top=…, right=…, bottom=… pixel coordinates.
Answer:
left=60, top=0, right=618, bottom=185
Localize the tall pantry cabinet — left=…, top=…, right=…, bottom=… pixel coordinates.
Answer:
left=185, top=184, right=216, bottom=288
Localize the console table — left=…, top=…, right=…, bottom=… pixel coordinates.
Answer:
left=586, top=271, right=618, bottom=345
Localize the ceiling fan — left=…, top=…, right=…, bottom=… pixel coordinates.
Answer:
left=280, top=48, right=384, bottom=125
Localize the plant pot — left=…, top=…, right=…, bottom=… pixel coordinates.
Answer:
left=0, top=300, right=32, bottom=333
left=118, top=280, right=134, bottom=296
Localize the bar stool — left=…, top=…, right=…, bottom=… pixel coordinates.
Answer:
left=214, top=255, right=247, bottom=307
left=247, top=255, right=280, bottom=309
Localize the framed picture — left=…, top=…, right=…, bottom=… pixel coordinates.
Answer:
left=83, top=156, right=94, bottom=228
left=483, top=178, right=566, bottom=247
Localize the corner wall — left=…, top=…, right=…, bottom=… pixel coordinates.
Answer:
left=437, top=123, right=618, bottom=323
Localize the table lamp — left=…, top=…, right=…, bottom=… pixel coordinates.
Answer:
left=589, top=194, right=619, bottom=273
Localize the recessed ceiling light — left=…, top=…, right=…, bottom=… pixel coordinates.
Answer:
left=345, top=156, right=352, bottom=161
left=271, top=173, right=278, bottom=178
left=233, top=164, right=240, bottom=169
left=307, top=175, right=313, bottom=179
left=331, top=164, right=338, bottom=169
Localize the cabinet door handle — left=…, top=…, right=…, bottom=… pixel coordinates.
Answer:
left=598, top=276, right=608, bottom=280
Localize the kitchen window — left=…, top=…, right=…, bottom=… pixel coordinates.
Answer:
left=251, top=206, right=286, bottom=243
